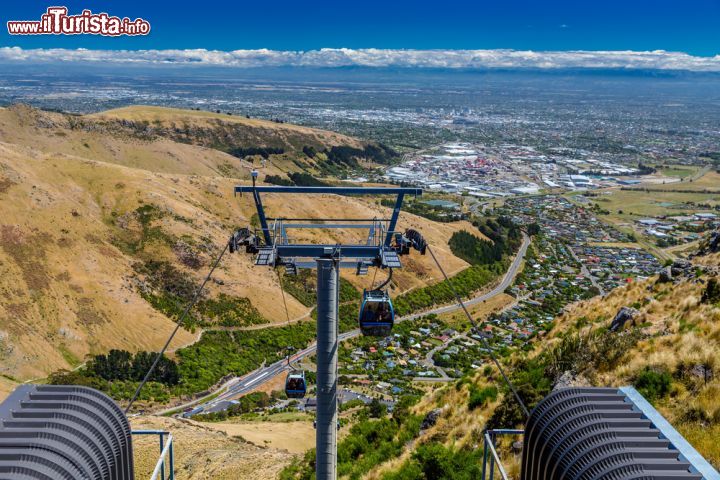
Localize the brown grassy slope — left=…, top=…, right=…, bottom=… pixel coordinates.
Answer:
left=202, top=418, right=316, bottom=454
left=131, top=415, right=295, bottom=480
left=0, top=376, right=16, bottom=402
left=0, top=142, right=200, bottom=382
left=548, top=274, right=720, bottom=390
left=0, top=107, right=472, bottom=389
left=90, top=105, right=363, bottom=148
left=694, top=252, right=720, bottom=267
left=0, top=104, right=365, bottom=179
left=86, top=105, right=376, bottom=178
left=0, top=105, right=266, bottom=177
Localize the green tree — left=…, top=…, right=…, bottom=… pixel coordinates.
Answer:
left=368, top=397, right=387, bottom=418
left=527, top=222, right=541, bottom=236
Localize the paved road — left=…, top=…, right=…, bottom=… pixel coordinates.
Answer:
left=402, top=233, right=530, bottom=321
left=171, top=233, right=531, bottom=415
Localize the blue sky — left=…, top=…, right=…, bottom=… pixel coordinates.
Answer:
left=2, top=0, right=719, bottom=55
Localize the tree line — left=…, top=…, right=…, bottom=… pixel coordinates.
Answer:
left=228, top=146, right=285, bottom=159
left=449, top=216, right=522, bottom=266
left=324, top=144, right=398, bottom=168
left=87, top=349, right=179, bottom=385
left=264, top=172, right=330, bottom=187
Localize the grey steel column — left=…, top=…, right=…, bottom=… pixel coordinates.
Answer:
left=315, top=258, right=339, bottom=480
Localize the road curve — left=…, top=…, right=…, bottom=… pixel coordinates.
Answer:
left=163, top=233, right=531, bottom=415
left=401, top=232, right=530, bottom=321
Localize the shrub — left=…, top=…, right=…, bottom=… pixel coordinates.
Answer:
left=339, top=399, right=365, bottom=412
left=634, top=367, right=672, bottom=402
left=385, top=444, right=483, bottom=480
left=228, top=146, right=284, bottom=159
left=449, top=230, right=503, bottom=265
left=701, top=278, right=720, bottom=304
left=281, top=395, right=421, bottom=479
left=393, top=263, right=503, bottom=316
left=175, top=323, right=317, bottom=394
left=287, top=172, right=329, bottom=187
left=468, top=385, right=498, bottom=410
left=264, top=174, right=294, bottom=186
left=195, top=293, right=267, bottom=327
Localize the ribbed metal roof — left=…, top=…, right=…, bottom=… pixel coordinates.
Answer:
left=0, top=385, right=134, bottom=480
left=520, top=387, right=705, bottom=480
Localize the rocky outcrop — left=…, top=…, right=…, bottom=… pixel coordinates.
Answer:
left=421, top=408, right=442, bottom=430
left=691, top=364, right=713, bottom=383
left=553, top=371, right=591, bottom=390
left=671, top=259, right=693, bottom=278
left=173, top=240, right=205, bottom=270
left=609, top=306, right=639, bottom=332
left=657, top=266, right=673, bottom=283
left=700, top=230, right=720, bottom=255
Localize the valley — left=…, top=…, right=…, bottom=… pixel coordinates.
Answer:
left=2, top=2, right=720, bottom=477
left=1, top=100, right=719, bottom=479
left=0, top=104, right=469, bottom=387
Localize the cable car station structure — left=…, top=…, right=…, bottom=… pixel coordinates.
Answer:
left=232, top=177, right=424, bottom=480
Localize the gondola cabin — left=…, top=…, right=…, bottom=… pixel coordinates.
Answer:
left=285, top=371, right=307, bottom=399
left=358, top=289, right=395, bottom=337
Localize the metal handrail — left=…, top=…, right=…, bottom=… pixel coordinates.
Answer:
left=250, top=222, right=409, bottom=251
left=267, top=224, right=404, bottom=250
left=132, top=430, right=175, bottom=480
left=481, top=429, right=523, bottom=480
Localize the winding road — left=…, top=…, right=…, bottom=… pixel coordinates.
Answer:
left=159, top=233, right=531, bottom=415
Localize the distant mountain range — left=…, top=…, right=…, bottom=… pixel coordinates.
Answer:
left=1, top=47, right=719, bottom=73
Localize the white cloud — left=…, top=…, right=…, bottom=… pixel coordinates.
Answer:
left=0, top=46, right=719, bottom=71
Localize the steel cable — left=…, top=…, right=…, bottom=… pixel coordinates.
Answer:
left=125, top=241, right=229, bottom=414
left=426, top=245, right=530, bottom=419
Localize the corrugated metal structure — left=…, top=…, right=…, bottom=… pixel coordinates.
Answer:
left=520, top=387, right=716, bottom=480
left=0, top=385, right=134, bottom=480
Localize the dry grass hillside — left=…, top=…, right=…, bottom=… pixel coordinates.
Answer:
left=362, top=376, right=509, bottom=479
left=540, top=260, right=720, bottom=466
left=90, top=106, right=362, bottom=147
left=0, top=104, right=472, bottom=398
left=0, top=141, right=195, bottom=383
left=361, top=250, right=720, bottom=479
left=131, top=416, right=296, bottom=479
left=0, top=104, right=380, bottom=180
left=697, top=253, right=720, bottom=266
left=0, top=105, right=261, bottom=177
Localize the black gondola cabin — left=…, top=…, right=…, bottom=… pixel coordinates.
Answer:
left=359, top=289, right=395, bottom=336
left=285, top=371, right=307, bottom=398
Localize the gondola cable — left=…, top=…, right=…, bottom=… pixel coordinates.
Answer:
left=426, top=244, right=530, bottom=419
left=375, top=267, right=393, bottom=291
left=275, top=266, right=293, bottom=367
left=277, top=266, right=307, bottom=398
left=125, top=241, right=230, bottom=414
